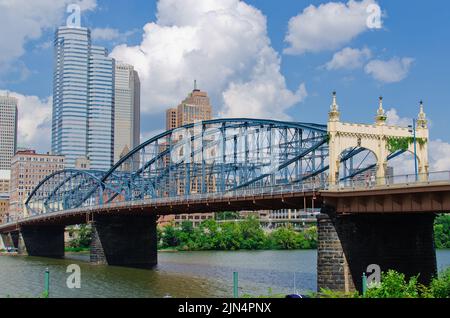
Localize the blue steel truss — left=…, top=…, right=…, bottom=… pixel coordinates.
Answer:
left=25, top=118, right=404, bottom=216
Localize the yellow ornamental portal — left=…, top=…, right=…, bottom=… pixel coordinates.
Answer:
left=327, top=93, right=429, bottom=186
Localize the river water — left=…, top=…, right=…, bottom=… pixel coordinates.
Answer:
left=1, top=250, right=449, bottom=298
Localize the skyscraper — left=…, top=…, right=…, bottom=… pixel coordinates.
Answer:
left=161, top=84, right=214, bottom=227
left=52, top=27, right=115, bottom=171
left=0, top=94, right=18, bottom=171
left=114, top=62, right=141, bottom=163
left=87, top=45, right=115, bottom=170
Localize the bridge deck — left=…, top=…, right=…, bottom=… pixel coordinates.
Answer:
left=2, top=181, right=450, bottom=234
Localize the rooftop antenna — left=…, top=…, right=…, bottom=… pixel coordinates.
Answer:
left=194, top=79, right=199, bottom=91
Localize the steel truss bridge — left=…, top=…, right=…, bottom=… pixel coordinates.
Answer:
left=25, top=118, right=408, bottom=218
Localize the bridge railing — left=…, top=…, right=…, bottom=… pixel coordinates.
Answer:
left=5, top=171, right=450, bottom=226
left=334, top=171, right=450, bottom=191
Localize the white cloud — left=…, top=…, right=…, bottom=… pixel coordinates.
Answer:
left=324, top=47, right=372, bottom=70
left=0, top=0, right=96, bottom=74
left=91, top=27, right=138, bottom=42
left=284, top=0, right=380, bottom=55
left=386, top=108, right=412, bottom=127
left=92, top=28, right=121, bottom=41
left=0, top=90, right=52, bottom=152
left=365, top=57, right=414, bottom=83
left=111, top=0, right=306, bottom=120
left=429, top=140, right=450, bottom=171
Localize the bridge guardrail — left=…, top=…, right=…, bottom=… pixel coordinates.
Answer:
left=4, top=171, right=450, bottom=227
left=332, top=171, right=450, bottom=191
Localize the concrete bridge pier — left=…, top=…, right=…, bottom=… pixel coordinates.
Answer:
left=1, top=233, right=13, bottom=250
left=317, top=208, right=437, bottom=293
left=21, top=225, right=65, bottom=258
left=90, top=214, right=158, bottom=268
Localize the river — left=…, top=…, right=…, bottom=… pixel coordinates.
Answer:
left=0, top=250, right=449, bottom=298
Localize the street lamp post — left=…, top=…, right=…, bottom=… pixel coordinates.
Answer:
left=409, top=119, right=419, bottom=182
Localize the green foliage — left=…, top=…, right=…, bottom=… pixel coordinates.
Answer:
left=434, top=214, right=450, bottom=249
left=157, top=218, right=318, bottom=251
left=387, top=137, right=426, bottom=153
left=267, top=225, right=317, bottom=250
left=360, top=268, right=450, bottom=298
left=429, top=268, right=450, bottom=298
left=68, top=224, right=92, bottom=249
left=365, top=270, right=421, bottom=298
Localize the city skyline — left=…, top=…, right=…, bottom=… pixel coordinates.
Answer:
left=0, top=0, right=450, bottom=171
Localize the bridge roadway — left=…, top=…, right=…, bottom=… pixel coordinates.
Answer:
left=1, top=179, right=450, bottom=233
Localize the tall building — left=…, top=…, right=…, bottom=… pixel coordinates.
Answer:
left=0, top=94, right=18, bottom=170
left=161, top=84, right=214, bottom=227
left=0, top=170, right=10, bottom=224
left=9, top=150, right=65, bottom=220
left=0, top=170, right=10, bottom=194
left=52, top=27, right=115, bottom=171
left=114, top=62, right=141, bottom=163
left=166, top=108, right=177, bottom=131
left=0, top=194, right=8, bottom=224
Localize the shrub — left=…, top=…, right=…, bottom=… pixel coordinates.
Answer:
left=429, top=268, right=450, bottom=298
left=365, top=270, right=420, bottom=298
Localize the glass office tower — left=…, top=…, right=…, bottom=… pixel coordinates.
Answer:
left=52, top=27, right=115, bottom=170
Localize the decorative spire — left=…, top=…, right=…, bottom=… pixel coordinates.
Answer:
left=417, top=100, right=428, bottom=128
left=328, top=91, right=340, bottom=122
left=194, top=79, right=199, bottom=91
left=376, top=96, right=387, bottom=124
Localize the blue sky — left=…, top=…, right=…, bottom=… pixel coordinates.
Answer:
left=1, top=0, right=450, bottom=165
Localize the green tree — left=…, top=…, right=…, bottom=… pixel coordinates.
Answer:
left=161, top=224, right=179, bottom=248
left=365, top=270, right=420, bottom=298
left=269, top=226, right=299, bottom=249
left=69, top=224, right=92, bottom=248
left=239, top=217, right=267, bottom=250
left=434, top=214, right=450, bottom=249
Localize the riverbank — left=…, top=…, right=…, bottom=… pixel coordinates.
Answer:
left=158, top=217, right=317, bottom=251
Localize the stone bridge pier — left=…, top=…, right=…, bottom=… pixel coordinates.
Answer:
left=1, top=231, right=27, bottom=254
left=90, top=214, right=158, bottom=268
left=21, top=225, right=65, bottom=257
left=317, top=207, right=437, bottom=293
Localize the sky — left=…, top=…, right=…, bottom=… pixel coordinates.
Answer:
left=1, top=0, right=450, bottom=172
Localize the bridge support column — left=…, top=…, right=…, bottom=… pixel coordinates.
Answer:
left=21, top=225, right=65, bottom=258
left=90, top=214, right=158, bottom=268
left=317, top=208, right=437, bottom=293
left=1, top=233, right=13, bottom=250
